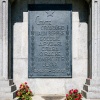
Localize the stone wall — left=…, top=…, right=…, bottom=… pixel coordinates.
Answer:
left=0, top=0, right=3, bottom=77
left=12, top=0, right=89, bottom=95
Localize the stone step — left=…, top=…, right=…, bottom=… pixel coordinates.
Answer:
left=0, top=95, right=65, bottom=100
left=14, top=98, right=19, bottom=100
left=0, top=98, right=18, bottom=100
left=0, top=98, right=13, bottom=100
left=82, top=90, right=100, bottom=99
left=0, top=90, right=17, bottom=99
left=86, top=78, right=100, bottom=85
left=0, top=77, right=5, bottom=80
left=42, top=96, right=65, bottom=100
left=24, top=95, right=65, bottom=100
left=0, top=79, right=14, bottom=86
left=83, top=84, right=100, bottom=92
left=0, top=85, right=16, bottom=92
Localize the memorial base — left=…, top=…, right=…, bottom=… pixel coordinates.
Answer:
left=0, top=79, right=17, bottom=99
left=82, top=78, right=100, bottom=99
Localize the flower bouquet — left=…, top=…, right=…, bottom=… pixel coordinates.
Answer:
left=65, top=89, right=82, bottom=100
left=16, top=82, right=33, bottom=100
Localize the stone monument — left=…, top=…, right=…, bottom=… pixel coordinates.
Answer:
left=0, top=0, right=100, bottom=100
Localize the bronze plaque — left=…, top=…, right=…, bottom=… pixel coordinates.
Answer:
left=28, top=4, right=72, bottom=78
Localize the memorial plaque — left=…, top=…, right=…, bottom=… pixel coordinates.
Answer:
left=28, top=4, right=72, bottom=78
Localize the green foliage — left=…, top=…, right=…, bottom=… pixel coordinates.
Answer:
left=16, top=82, right=33, bottom=100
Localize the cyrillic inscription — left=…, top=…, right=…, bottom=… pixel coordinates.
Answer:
left=28, top=5, right=72, bottom=78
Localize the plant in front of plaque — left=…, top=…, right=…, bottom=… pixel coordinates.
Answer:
left=16, top=82, right=33, bottom=100
left=65, top=89, right=82, bottom=100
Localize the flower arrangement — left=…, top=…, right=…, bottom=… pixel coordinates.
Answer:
left=16, top=82, right=33, bottom=100
left=65, top=89, right=82, bottom=100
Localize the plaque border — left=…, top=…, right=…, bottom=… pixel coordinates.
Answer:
left=28, top=4, right=72, bottom=11
left=28, top=4, right=72, bottom=78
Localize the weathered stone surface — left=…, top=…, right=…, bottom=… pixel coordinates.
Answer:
left=0, top=79, right=13, bottom=86
left=82, top=0, right=100, bottom=99
left=72, top=22, right=79, bottom=59
left=13, top=22, right=28, bottom=59
left=42, top=96, right=64, bottom=100
left=0, top=79, right=17, bottom=99
left=72, top=12, right=79, bottom=22
left=13, top=0, right=88, bottom=95
left=79, top=23, right=88, bottom=59
left=2, top=0, right=100, bottom=99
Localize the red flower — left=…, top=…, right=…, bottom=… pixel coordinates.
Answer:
left=20, top=84, right=22, bottom=88
left=16, top=82, right=33, bottom=100
left=78, top=93, right=82, bottom=99
left=16, top=91, right=18, bottom=96
left=25, top=82, right=27, bottom=84
left=66, top=94, right=69, bottom=97
left=66, top=89, right=82, bottom=100
left=26, top=89, right=28, bottom=92
left=69, top=89, right=73, bottom=94
left=74, top=89, right=78, bottom=93
left=74, top=98, right=79, bottom=100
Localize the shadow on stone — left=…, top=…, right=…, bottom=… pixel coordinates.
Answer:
left=42, top=96, right=64, bottom=100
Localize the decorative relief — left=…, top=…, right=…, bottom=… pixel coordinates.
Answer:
left=28, top=5, right=72, bottom=77
left=46, top=11, right=55, bottom=17
left=65, top=25, right=71, bottom=76
left=30, top=25, right=35, bottom=68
